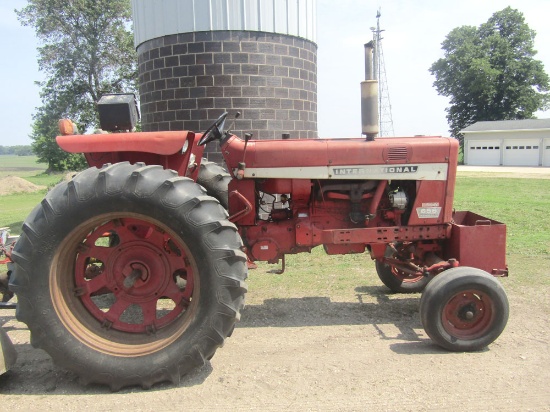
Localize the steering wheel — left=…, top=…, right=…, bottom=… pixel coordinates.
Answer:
left=198, top=112, right=229, bottom=146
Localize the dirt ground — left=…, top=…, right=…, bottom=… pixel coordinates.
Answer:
left=0, top=275, right=548, bottom=411
left=0, top=176, right=45, bottom=195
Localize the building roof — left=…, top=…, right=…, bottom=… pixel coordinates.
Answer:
left=462, top=118, right=550, bottom=133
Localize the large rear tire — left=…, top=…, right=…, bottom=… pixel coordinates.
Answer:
left=420, top=267, right=508, bottom=351
left=9, top=162, right=247, bottom=390
left=197, top=159, right=231, bottom=209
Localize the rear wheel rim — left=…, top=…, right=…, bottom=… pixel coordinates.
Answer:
left=441, top=289, right=495, bottom=340
left=50, top=213, right=199, bottom=356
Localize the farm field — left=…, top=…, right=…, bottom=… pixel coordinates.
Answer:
left=0, top=155, right=47, bottom=177
left=0, top=165, right=549, bottom=410
left=0, top=156, right=63, bottom=234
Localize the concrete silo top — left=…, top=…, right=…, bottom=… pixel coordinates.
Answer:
left=132, top=0, right=317, bottom=47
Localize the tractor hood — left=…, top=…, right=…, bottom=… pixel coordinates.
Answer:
left=222, top=135, right=458, bottom=181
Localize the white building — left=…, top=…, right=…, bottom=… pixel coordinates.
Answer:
left=461, top=119, right=550, bottom=166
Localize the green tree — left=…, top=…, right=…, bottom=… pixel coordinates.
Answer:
left=430, top=7, right=549, bottom=144
left=31, top=103, right=88, bottom=170
left=17, top=0, right=137, bottom=171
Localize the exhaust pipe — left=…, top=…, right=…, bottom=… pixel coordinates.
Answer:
left=361, top=41, right=379, bottom=141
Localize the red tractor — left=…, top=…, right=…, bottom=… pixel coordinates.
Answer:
left=5, top=50, right=509, bottom=389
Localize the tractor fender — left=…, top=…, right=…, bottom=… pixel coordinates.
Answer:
left=56, top=130, right=192, bottom=155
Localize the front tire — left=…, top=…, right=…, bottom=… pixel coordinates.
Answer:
left=9, top=162, right=247, bottom=390
left=420, top=267, right=509, bottom=351
left=375, top=260, right=430, bottom=293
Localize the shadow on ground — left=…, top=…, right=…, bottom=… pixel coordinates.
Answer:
left=0, top=285, right=446, bottom=395
left=239, top=285, right=421, bottom=329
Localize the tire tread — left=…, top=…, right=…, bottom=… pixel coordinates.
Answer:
left=9, top=162, right=247, bottom=389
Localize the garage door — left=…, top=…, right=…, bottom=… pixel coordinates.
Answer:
left=503, top=139, right=540, bottom=166
left=466, top=140, right=501, bottom=165
left=543, top=139, right=550, bottom=167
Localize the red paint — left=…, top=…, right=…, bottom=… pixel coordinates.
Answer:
left=74, top=217, right=193, bottom=334
left=221, top=135, right=455, bottom=169
left=446, top=211, right=508, bottom=275
left=442, top=289, right=496, bottom=339
left=57, top=131, right=190, bottom=155
left=57, top=131, right=204, bottom=177
left=58, top=126, right=506, bottom=277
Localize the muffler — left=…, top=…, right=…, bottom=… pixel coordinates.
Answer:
left=361, top=41, right=379, bottom=141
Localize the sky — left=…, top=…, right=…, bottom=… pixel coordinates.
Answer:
left=1, top=0, right=550, bottom=146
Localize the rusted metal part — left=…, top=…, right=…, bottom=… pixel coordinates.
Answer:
left=442, top=289, right=495, bottom=339
left=423, top=252, right=458, bottom=274
left=447, top=211, right=508, bottom=275
left=378, top=243, right=460, bottom=278
left=368, top=180, right=388, bottom=219
left=382, top=257, right=456, bottom=277
left=267, top=255, right=286, bottom=274
left=228, top=190, right=254, bottom=223
left=385, top=261, right=422, bottom=276
left=72, top=217, right=194, bottom=334
left=424, top=259, right=458, bottom=274
left=319, top=224, right=450, bottom=246
left=491, top=269, right=509, bottom=277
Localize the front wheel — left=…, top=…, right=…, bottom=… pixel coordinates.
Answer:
left=375, top=260, right=430, bottom=293
left=420, top=267, right=509, bottom=351
left=9, top=162, right=247, bottom=390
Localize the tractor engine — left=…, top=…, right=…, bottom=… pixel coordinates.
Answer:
left=223, top=134, right=457, bottom=267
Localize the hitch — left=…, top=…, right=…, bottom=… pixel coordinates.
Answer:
left=267, top=256, right=286, bottom=275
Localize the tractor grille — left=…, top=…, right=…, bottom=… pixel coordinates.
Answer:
left=386, top=146, right=409, bottom=162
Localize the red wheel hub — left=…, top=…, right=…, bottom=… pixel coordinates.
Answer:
left=442, top=289, right=495, bottom=339
left=74, top=218, right=193, bottom=333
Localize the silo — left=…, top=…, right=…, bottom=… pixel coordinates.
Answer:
left=132, top=0, right=317, bottom=162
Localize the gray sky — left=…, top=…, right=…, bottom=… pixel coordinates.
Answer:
left=1, top=0, right=549, bottom=145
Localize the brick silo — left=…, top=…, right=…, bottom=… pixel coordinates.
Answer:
left=132, top=0, right=317, bottom=162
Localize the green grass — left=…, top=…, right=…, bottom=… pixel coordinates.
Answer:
left=0, top=155, right=46, bottom=169
left=0, top=157, right=65, bottom=233
left=0, top=155, right=47, bottom=178
left=452, top=177, right=550, bottom=293
left=1, top=191, right=46, bottom=234
left=454, top=177, right=550, bottom=256
left=0, top=173, right=65, bottom=235
left=24, top=172, right=66, bottom=188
